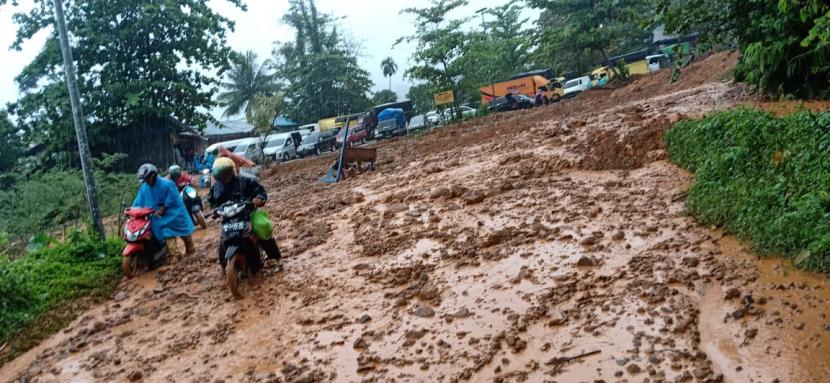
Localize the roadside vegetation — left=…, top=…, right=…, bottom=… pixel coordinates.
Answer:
left=0, top=231, right=122, bottom=356
left=666, top=108, right=830, bottom=272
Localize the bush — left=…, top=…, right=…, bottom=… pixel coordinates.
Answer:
left=0, top=231, right=122, bottom=343
left=0, top=171, right=136, bottom=241
left=665, top=107, right=830, bottom=272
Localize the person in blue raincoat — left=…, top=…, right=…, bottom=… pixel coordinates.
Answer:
left=133, top=163, right=195, bottom=257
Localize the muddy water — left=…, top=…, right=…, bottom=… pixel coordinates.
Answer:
left=2, top=73, right=829, bottom=383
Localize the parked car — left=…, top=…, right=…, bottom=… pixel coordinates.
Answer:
left=425, top=110, right=444, bottom=126
left=336, top=125, right=368, bottom=148
left=374, top=108, right=407, bottom=139
left=563, top=76, right=591, bottom=98
left=442, top=105, right=477, bottom=121
left=232, top=138, right=264, bottom=162
left=297, top=130, right=337, bottom=157
left=205, top=138, right=248, bottom=155
left=298, top=123, right=319, bottom=136
left=647, top=54, right=669, bottom=73
left=263, top=132, right=302, bottom=161
left=407, top=114, right=429, bottom=133
left=488, top=93, right=534, bottom=112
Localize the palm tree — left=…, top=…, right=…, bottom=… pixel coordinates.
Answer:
left=381, top=57, right=398, bottom=90
left=217, top=50, right=280, bottom=119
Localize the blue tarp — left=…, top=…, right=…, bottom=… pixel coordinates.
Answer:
left=378, top=108, right=405, bottom=128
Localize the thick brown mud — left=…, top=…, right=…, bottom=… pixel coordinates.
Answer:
left=2, top=52, right=829, bottom=383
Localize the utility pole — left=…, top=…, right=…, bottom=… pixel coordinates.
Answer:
left=52, top=0, right=105, bottom=239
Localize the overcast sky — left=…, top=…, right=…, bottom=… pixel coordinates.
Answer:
left=0, top=0, right=540, bottom=120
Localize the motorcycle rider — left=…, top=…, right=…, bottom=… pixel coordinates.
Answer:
left=208, top=157, right=282, bottom=268
left=133, top=164, right=196, bottom=258
left=166, top=164, right=191, bottom=190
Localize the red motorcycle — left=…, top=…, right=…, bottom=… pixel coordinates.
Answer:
left=122, top=207, right=168, bottom=278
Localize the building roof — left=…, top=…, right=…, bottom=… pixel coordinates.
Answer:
left=203, top=119, right=256, bottom=137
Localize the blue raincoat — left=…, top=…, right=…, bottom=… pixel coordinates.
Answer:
left=132, top=177, right=195, bottom=240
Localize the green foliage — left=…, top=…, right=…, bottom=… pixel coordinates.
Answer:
left=665, top=108, right=830, bottom=272
left=0, top=171, right=135, bottom=241
left=381, top=57, right=398, bottom=90
left=372, top=89, right=399, bottom=105
left=407, top=83, right=436, bottom=115
left=0, top=112, right=22, bottom=173
left=0, top=231, right=122, bottom=343
left=615, top=59, right=630, bottom=80
left=274, top=0, right=373, bottom=123
left=398, top=0, right=469, bottom=106
left=529, top=0, right=653, bottom=75
left=655, top=0, right=830, bottom=97
left=4, top=0, right=243, bottom=167
left=218, top=51, right=280, bottom=119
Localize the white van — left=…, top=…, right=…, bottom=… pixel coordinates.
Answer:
left=298, top=123, right=319, bottom=136
left=205, top=138, right=249, bottom=155
left=231, top=138, right=264, bottom=162
left=263, top=132, right=302, bottom=161
left=563, top=76, right=591, bottom=98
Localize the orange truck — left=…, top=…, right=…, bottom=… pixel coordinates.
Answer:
left=479, top=75, right=564, bottom=105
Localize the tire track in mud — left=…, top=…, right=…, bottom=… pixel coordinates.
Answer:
left=3, top=55, right=830, bottom=382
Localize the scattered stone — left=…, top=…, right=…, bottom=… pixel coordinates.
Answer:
left=114, top=291, right=128, bottom=302
left=412, top=305, right=435, bottom=318
left=579, top=236, right=599, bottom=247
left=626, top=363, right=642, bottom=374
left=576, top=256, right=598, bottom=267
left=724, top=287, right=741, bottom=300
left=611, top=231, right=625, bottom=241
left=127, top=370, right=143, bottom=381
left=356, top=314, right=371, bottom=324
left=152, top=286, right=164, bottom=294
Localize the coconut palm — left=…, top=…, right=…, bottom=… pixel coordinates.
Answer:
left=381, top=57, right=398, bottom=90
left=217, top=50, right=280, bottom=119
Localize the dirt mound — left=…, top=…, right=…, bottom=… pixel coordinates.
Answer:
left=610, top=51, right=740, bottom=100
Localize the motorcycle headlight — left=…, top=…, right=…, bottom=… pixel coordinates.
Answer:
left=219, top=203, right=245, bottom=217
left=186, top=188, right=197, bottom=199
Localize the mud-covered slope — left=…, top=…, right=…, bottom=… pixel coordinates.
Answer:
left=3, top=52, right=830, bottom=383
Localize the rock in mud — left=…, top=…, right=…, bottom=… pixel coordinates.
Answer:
left=579, top=236, right=599, bottom=247
left=576, top=256, right=598, bottom=267
left=356, top=314, right=371, bottom=324
left=462, top=190, right=486, bottom=205
left=412, top=305, right=435, bottom=318
left=429, top=187, right=452, bottom=200
left=724, top=287, right=741, bottom=300
left=127, top=370, right=143, bottom=381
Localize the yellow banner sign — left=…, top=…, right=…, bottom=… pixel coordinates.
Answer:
left=433, top=90, right=455, bottom=105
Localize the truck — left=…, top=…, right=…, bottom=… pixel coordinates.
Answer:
left=374, top=108, right=406, bottom=139
left=480, top=74, right=564, bottom=105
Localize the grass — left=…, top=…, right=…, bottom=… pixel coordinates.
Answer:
left=665, top=107, right=830, bottom=273
left=0, top=231, right=123, bottom=363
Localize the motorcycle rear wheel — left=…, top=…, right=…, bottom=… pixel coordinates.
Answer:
left=226, top=254, right=249, bottom=299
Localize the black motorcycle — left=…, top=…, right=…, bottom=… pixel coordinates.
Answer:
left=181, top=185, right=207, bottom=229
left=214, top=199, right=263, bottom=298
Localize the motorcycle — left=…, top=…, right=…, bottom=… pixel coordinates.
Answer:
left=199, top=168, right=211, bottom=188
left=180, top=183, right=207, bottom=229
left=214, top=199, right=263, bottom=298
left=122, top=207, right=168, bottom=278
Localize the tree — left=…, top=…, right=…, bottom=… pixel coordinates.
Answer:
left=0, top=111, right=21, bottom=173
left=406, top=83, right=436, bottom=115
left=274, top=0, right=373, bottom=124
left=398, top=0, right=470, bottom=119
left=4, top=0, right=243, bottom=169
left=528, top=0, right=653, bottom=75
left=218, top=50, right=280, bottom=119
left=372, top=89, right=398, bottom=104
left=248, top=93, right=285, bottom=164
left=381, top=57, right=398, bottom=90
left=655, top=0, right=830, bottom=97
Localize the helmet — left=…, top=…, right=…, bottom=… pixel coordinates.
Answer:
left=168, top=164, right=182, bottom=180
left=212, top=157, right=235, bottom=180
left=137, top=163, right=158, bottom=181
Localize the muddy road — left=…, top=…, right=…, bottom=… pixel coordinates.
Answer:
left=3, top=52, right=830, bottom=383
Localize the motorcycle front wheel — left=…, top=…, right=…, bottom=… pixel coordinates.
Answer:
left=122, top=253, right=146, bottom=279
left=226, top=253, right=249, bottom=299
left=195, top=211, right=207, bottom=229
